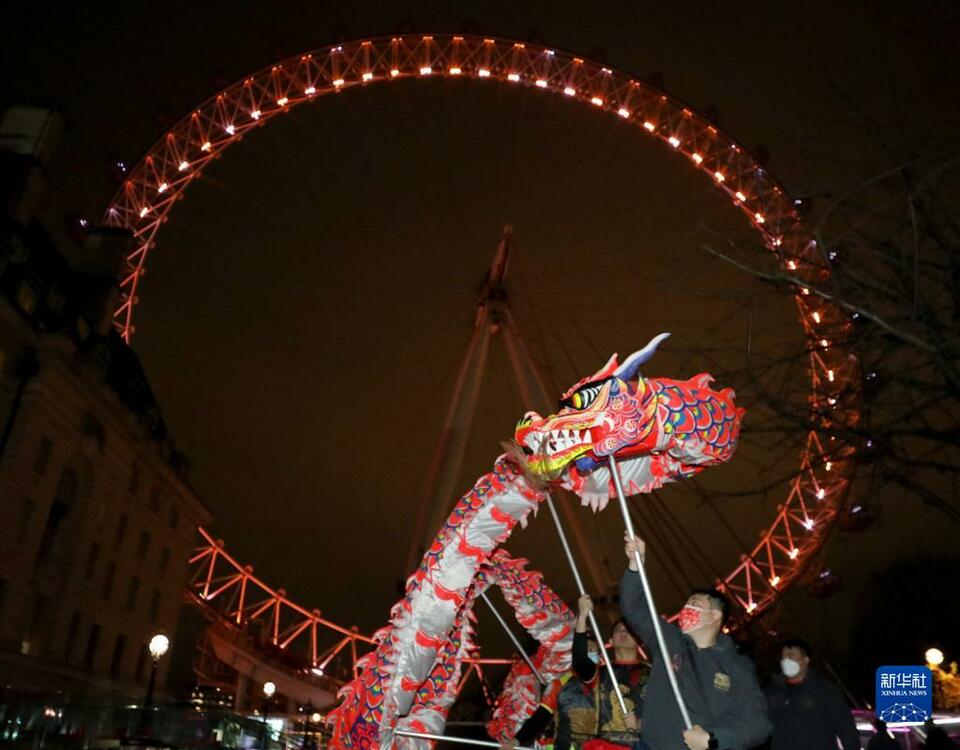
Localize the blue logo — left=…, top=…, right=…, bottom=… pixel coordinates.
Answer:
left=876, top=666, right=932, bottom=726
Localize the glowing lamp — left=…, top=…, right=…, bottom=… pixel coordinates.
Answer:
left=812, top=311, right=821, bottom=323
left=158, top=182, right=168, bottom=193
left=362, top=72, right=373, bottom=81
left=263, top=681, right=276, bottom=698
left=178, top=161, right=190, bottom=171
left=803, top=518, right=815, bottom=530
left=277, top=97, right=288, bottom=106
left=789, top=547, right=799, bottom=559
left=250, top=110, right=261, bottom=120
left=508, top=73, right=520, bottom=82
left=139, top=207, right=150, bottom=218
left=617, top=108, right=630, bottom=118
left=304, top=86, right=316, bottom=95
left=148, top=633, right=170, bottom=660
left=201, top=141, right=212, bottom=152
left=787, top=260, right=797, bottom=270
left=714, top=171, right=725, bottom=182
left=419, top=66, right=432, bottom=75
left=820, top=339, right=829, bottom=349
left=311, top=666, right=324, bottom=676
left=825, top=462, right=832, bottom=472
left=310, top=712, right=322, bottom=723
left=926, top=648, right=945, bottom=667
left=390, top=69, right=400, bottom=77
left=590, top=96, right=603, bottom=106
left=643, top=121, right=656, bottom=131
left=827, top=369, right=835, bottom=382
left=668, top=136, right=680, bottom=148
left=692, top=153, right=703, bottom=164
left=449, top=67, right=461, bottom=75
left=735, top=191, right=746, bottom=202
left=563, top=86, right=576, bottom=96
left=754, top=212, right=765, bottom=224
left=535, top=79, right=548, bottom=88
left=816, top=488, right=825, bottom=500
left=333, top=79, right=344, bottom=87
left=770, top=576, right=781, bottom=587
left=746, top=601, right=757, bottom=612
left=478, top=68, right=490, bottom=77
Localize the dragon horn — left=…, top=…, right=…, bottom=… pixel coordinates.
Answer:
left=614, top=332, right=671, bottom=381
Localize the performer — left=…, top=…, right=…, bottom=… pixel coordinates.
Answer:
left=620, top=535, right=770, bottom=750
left=573, top=595, right=649, bottom=750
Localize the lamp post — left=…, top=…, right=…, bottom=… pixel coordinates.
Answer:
left=138, top=632, right=170, bottom=736
left=261, top=681, right=276, bottom=750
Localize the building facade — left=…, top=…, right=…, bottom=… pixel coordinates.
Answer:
left=0, top=105, right=212, bottom=699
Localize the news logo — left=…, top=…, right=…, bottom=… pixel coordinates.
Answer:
left=876, top=666, right=932, bottom=726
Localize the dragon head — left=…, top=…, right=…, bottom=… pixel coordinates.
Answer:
left=514, top=333, right=671, bottom=508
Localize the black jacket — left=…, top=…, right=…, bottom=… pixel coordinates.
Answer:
left=620, top=568, right=771, bottom=750
left=765, top=672, right=860, bottom=750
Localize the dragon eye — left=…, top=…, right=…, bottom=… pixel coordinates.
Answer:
left=562, top=381, right=606, bottom=411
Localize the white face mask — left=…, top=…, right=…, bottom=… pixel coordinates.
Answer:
left=588, top=652, right=600, bottom=664
left=781, top=658, right=802, bottom=678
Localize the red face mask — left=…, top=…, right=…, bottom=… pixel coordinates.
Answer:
left=678, top=605, right=706, bottom=633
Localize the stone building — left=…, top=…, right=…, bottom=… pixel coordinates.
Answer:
left=0, top=105, right=212, bottom=699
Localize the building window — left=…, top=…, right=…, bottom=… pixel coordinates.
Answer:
left=83, top=623, right=101, bottom=669
left=36, top=467, right=77, bottom=563
left=137, top=530, right=151, bottom=564
left=84, top=542, right=100, bottom=581
left=135, top=647, right=146, bottom=683
left=18, top=497, right=32, bottom=540
left=109, top=634, right=126, bottom=678
left=125, top=576, right=140, bottom=612
left=102, top=562, right=116, bottom=601
left=149, top=590, right=161, bottom=622
left=33, top=437, right=52, bottom=474
left=114, top=514, right=129, bottom=546
left=64, top=610, right=81, bottom=662
left=158, top=547, right=170, bottom=574
left=168, top=507, right=179, bottom=531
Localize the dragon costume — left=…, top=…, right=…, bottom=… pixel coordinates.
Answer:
left=328, top=333, right=744, bottom=749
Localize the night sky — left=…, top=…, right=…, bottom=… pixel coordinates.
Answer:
left=5, top=1, right=958, bottom=696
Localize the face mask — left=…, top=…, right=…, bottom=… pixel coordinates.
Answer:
left=781, top=658, right=802, bottom=678
left=588, top=652, right=600, bottom=664
left=678, top=605, right=706, bottom=633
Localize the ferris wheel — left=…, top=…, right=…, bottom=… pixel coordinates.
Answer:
left=105, top=33, right=860, bottom=707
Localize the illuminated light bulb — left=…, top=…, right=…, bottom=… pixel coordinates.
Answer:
left=277, top=97, right=288, bottom=106
left=201, top=141, right=212, bottom=152
left=773, top=237, right=782, bottom=246
left=714, top=171, right=725, bottom=182
left=305, top=86, right=316, bottom=95
left=139, top=207, right=149, bottom=218
left=755, top=213, right=765, bottom=224
left=789, top=547, right=799, bottom=559
left=787, top=260, right=797, bottom=270
left=535, top=79, right=548, bottom=87
left=390, top=69, right=400, bottom=77
left=178, top=161, right=190, bottom=171
left=691, top=153, right=703, bottom=164
left=362, top=72, right=373, bottom=81
left=820, top=339, right=829, bottom=348
left=770, top=576, right=781, bottom=587
left=825, top=461, right=832, bottom=471
left=311, top=667, right=324, bottom=676
left=449, top=67, right=461, bottom=75
left=419, top=66, right=432, bottom=75
left=803, top=518, right=815, bottom=530
left=225, top=124, right=236, bottom=135
left=310, top=712, right=322, bottom=723
left=251, top=110, right=262, bottom=120
left=478, top=68, right=490, bottom=77
left=590, top=96, right=604, bottom=106
left=617, top=108, right=630, bottom=118
left=827, top=369, right=835, bottom=382
left=801, top=287, right=810, bottom=295
left=735, top=191, right=746, bottom=202
left=643, top=121, right=656, bottom=131
left=563, top=86, right=576, bottom=96
left=507, top=73, right=520, bottom=82
left=827, top=397, right=837, bottom=406
left=668, top=136, right=680, bottom=148
left=926, top=648, right=945, bottom=667
left=746, top=601, right=757, bottom=612
left=816, top=488, right=825, bottom=500
left=812, top=311, right=821, bottom=323
left=333, top=78, right=344, bottom=87
left=546, top=49, right=555, bottom=56
left=158, top=182, right=168, bottom=193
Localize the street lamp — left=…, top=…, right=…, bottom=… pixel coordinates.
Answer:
left=927, top=648, right=945, bottom=668
left=261, top=681, right=276, bottom=749
left=138, top=632, right=171, bottom=736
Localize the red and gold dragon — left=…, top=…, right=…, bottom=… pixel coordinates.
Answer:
left=328, top=333, right=744, bottom=749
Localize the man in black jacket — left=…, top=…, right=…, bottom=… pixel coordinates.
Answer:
left=765, top=638, right=859, bottom=750
left=621, top=534, right=771, bottom=750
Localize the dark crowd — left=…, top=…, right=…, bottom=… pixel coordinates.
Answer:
left=498, top=534, right=954, bottom=750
